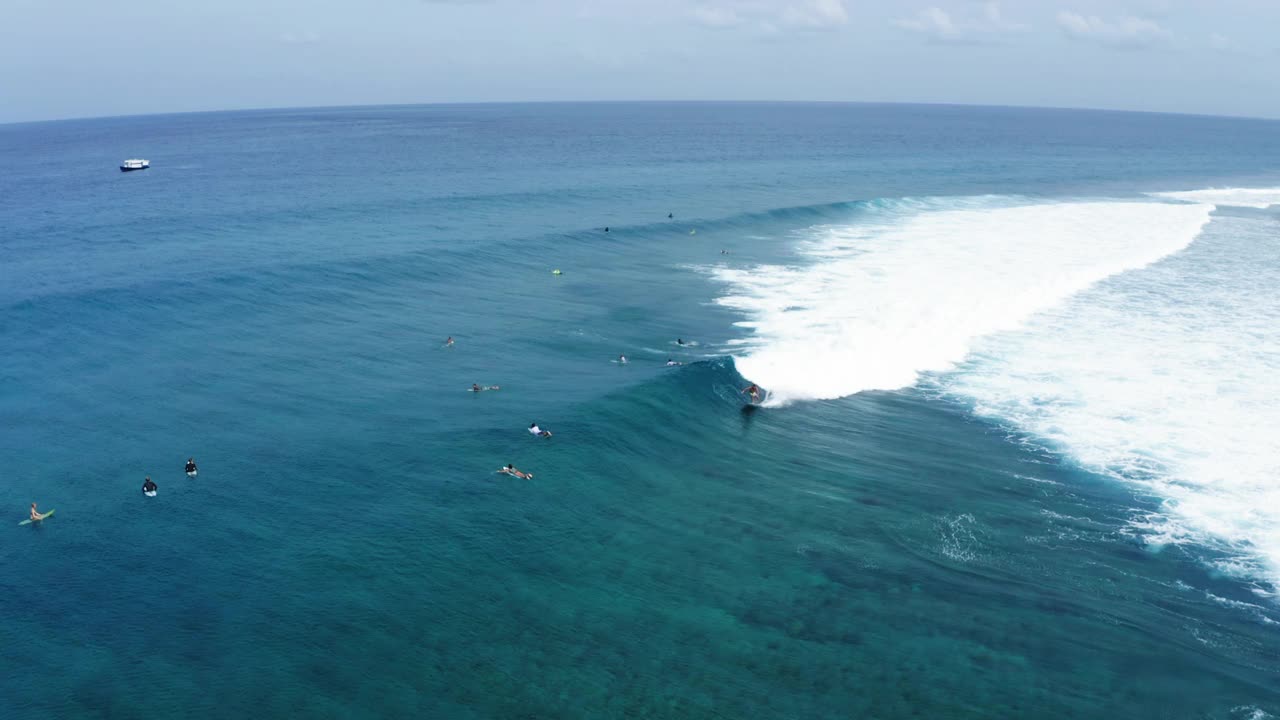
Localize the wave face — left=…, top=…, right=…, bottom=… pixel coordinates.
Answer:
left=944, top=209, right=1280, bottom=590
left=713, top=189, right=1280, bottom=591
left=1150, top=187, right=1280, bottom=208
left=710, top=198, right=1214, bottom=405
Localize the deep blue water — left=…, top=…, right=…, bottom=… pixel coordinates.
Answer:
left=3, top=102, right=1280, bottom=718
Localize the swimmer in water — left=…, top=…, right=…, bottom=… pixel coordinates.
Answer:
left=742, top=384, right=761, bottom=403
left=143, top=477, right=158, bottom=495
left=185, top=458, right=197, bottom=474
left=528, top=423, right=553, bottom=438
left=500, top=464, right=532, bottom=479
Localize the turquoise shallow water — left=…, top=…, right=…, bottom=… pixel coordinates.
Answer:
left=2, top=103, right=1280, bottom=718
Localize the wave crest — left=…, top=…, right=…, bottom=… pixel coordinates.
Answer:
left=709, top=199, right=1213, bottom=405
left=1150, top=187, right=1280, bottom=209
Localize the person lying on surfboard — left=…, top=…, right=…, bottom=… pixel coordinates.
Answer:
left=500, top=464, right=533, bottom=479
left=742, top=384, right=761, bottom=403
left=529, top=423, right=552, bottom=438
left=29, top=503, right=48, bottom=522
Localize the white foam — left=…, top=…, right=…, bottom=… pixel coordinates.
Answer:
left=710, top=190, right=1280, bottom=591
left=944, top=212, right=1280, bottom=590
left=1151, top=187, right=1280, bottom=209
left=709, top=199, right=1213, bottom=405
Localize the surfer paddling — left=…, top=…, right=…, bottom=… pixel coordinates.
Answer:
left=500, top=464, right=533, bottom=479
left=529, top=423, right=552, bottom=438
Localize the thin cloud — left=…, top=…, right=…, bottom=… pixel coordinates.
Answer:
left=1056, top=11, right=1170, bottom=49
left=281, top=31, right=321, bottom=45
left=892, top=2, right=1026, bottom=44
left=979, top=1, right=1025, bottom=32
left=894, top=7, right=961, bottom=41
left=781, top=0, right=848, bottom=28
left=692, top=5, right=746, bottom=28
left=690, top=0, right=848, bottom=32
left=1206, top=31, right=1259, bottom=57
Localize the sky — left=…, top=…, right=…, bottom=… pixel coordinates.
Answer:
left=2, top=0, right=1278, bottom=123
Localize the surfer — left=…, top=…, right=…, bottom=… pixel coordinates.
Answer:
left=29, top=503, right=48, bottom=522
left=618, top=355, right=628, bottom=364
left=501, top=464, right=532, bottom=479
left=185, top=458, right=197, bottom=474
left=142, top=477, right=158, bottom=495
left=666, top=359, right=683, bottom=366
left=677, top=338, right=685, bottom=346
left=604, top=227, right=610, bottom=233
left=742, top=383, right=761, bottom=403
left=529, top=423, right=552, bottom=438
left=445, top=336, right=455, bottom=347
left=668, top=213, right=673, bottom=219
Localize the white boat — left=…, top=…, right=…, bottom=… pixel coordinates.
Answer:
left=120, top=159, right=150, bottom=172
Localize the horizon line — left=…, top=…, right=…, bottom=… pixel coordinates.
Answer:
left=6, top=99, right=1280, bottom=128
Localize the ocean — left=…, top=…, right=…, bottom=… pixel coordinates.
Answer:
left=1, top=102, right=1278, bottom=718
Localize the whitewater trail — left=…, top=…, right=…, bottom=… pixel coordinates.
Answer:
left=711, top=199, right=1214, bottom=405
left=712, top=190, right=1280, bottom=591
left=1150, top=186, right=1280, bottom=209
left=945, top=207, right=1280, bottom=591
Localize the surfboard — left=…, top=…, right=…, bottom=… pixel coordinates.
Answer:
left=186, top=470, right=197, bottom=477
left=144, top=490, right=157, bottom=497
left=19, top=509, right=54, bottom=525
